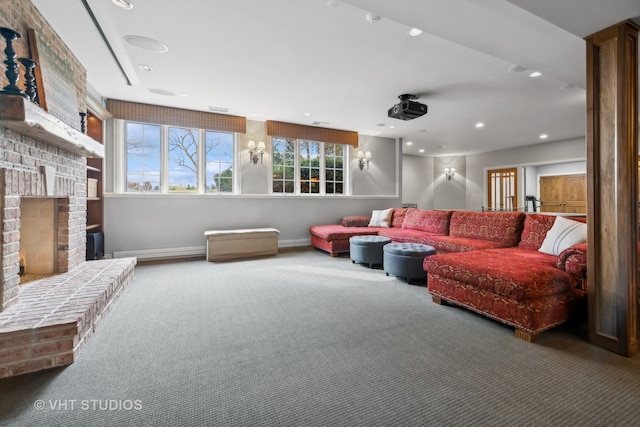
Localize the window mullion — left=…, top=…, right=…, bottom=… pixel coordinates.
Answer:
left=161, top=125, right=169, bottom=193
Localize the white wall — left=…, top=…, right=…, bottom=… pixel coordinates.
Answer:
left=464, top=137, right=585, bottom=210
left=401, top=155, right=434, bottom=209
left=103, top=120, right=401, bottom=258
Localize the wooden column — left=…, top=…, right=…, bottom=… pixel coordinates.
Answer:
left=585, top=20, right=639, bottom=356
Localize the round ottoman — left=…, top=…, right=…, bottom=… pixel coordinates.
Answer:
left=383, top=242, right=437, bottom=283
left=349, top=235, right=392, bottom=268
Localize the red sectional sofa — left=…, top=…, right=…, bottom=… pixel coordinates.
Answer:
left=309, top=208, right=587, bottom=341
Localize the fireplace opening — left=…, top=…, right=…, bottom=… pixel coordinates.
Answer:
left=19, top=197, right=58, bottom=284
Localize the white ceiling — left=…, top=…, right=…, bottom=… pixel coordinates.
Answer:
left=31, top=0, right=640, bottom=157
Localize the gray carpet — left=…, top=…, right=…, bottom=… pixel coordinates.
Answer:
left=1, top=249, right=639, bottom=427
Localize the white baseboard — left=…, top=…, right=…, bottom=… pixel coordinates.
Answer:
left=112, top=239, right=311, bottom=260
left=278, top=238, right=310, bottom=248
left=113, top=246, right=206, bottom=260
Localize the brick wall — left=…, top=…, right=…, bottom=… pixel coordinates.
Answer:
left=0, top=0, right=89, bottom=311
left=0, top=0, right=87, bottom=129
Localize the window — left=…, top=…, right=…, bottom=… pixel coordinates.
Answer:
left=272, top=137, right=296, bottom=193
left=122, top=120, right=236, bottom=194
left=168, top=127, right=199, bottom=192
left=205, top=130, right=234, bottom=193
left=126, top=122, right=161, bottom=192
left=271, top=137, right=345, bottom=195
left=325, top=143, right=344, bottom=194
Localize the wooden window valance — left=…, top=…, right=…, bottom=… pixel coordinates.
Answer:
left=266, top=120, right=358, bottom=147
left=106, top=99, right=246, bottom=133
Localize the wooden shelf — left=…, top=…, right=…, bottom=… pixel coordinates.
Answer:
left=87, top=166, right=101, bottom=173
left=86, top=224, right=101, bottom=231
left=0, top=95, right=104, bottom=158
left=87, top=197, right=100, bottom=202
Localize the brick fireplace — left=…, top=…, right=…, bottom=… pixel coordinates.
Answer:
left=0, top=136, right=88, bottom=311
left=0, top=97, right=137, bottom=379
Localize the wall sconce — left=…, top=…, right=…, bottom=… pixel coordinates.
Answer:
left=248, top=140, right=266, bottom=164
left=444, top=167, right=456, bottom=180
left=357, top=150, right=372, bottom=170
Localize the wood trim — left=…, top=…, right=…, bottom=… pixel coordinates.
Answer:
left=106, top=99, right=246, bottom=134
left=585, top=19, right=639, bottom=356
left=266, top=120, right=358, bottom=147
left=27, top=28, right=47, bottom=111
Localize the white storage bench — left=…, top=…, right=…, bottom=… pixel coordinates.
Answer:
left=204, top=228, right=279, bottom=262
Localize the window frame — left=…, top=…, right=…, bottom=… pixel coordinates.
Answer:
left=114, top=119, right=239, bottom=195
left=269, top=136, right=348, bottom=196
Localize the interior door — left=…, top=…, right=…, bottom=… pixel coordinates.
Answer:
left=539, top=175, right=564, bottom=212
left=563, top=174, right=587, bottom=213
left=487, top=168, right=517, bottom=211
left=539, top=174, right=587, bottom=213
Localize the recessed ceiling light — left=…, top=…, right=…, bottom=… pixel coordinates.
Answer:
left=406, top=141, right=413, bottom=146
left=179, top=93, right=189, bottom=98
left=529, top=71, right=542, bottom=78
left=539, top=133, right=549, bottom=139
left=124, top=35, right=168, bottom=53
left=112, top=0, right=133, bottom=9
left=148, top=88, right=174, bottom=96
left=419, top=149, right=425, bottom=153
left=389, top=125, right=395, bottom=129
left=475, top=122, right=484, bottom=128
left=303, top=112, right=312, bottom=116
left=138, top=64, right=153, bottom=71
left=408, top=28, right=423, bottom=37
left=376, top=123, right=386, bottom=127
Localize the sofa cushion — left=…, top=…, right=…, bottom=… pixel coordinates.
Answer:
left=401, top=209, right=452, bottom=235
left=377, top=229, right=508, bottom=253
left=308, top=225, right=379, bottom=241
left=539, top=216, right=587, bottom=255
left=390, top=207, right=412, bottom=228
left=518, top=214, right=557, bottom=251
left=518, top=214, right=587, bottom=252
left=341, top=215, right=371, bottom=227
left=423, top=248, right=574, bottom=300
left=368, top=208, right=393, bottom=227
left=449, top=211, right=525, bottom=247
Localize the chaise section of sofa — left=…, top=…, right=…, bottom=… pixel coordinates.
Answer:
left=424, top=213, right=587, bottom=341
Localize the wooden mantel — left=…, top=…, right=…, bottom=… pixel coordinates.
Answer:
left=0, top=94, right=104, bottom=158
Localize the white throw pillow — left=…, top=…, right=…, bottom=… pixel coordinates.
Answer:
left=539, top=216, right=587, bottom=256
left=368, top=208, right=393, bottom=228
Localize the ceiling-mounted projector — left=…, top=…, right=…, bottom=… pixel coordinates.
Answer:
left=387, top=94, right=427, bottom=120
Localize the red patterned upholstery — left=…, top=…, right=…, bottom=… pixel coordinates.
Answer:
left=378, top=229, right=507, bottom=253
left=390, top=208, right=413, bottom=228
left=518, top=214, right=557, bottom=250
left=402, top=209, right=452, bottom=235
left=309, top=225, right=380, bottom=256
left=556, top=242, right=587, bottom=279
left=341, top=216, right=371, bottom=227
left=427, top=274, right=575, bottom=335
left=424, top=248, right=574, bottom=300
left=449, top=211, right=525, bottom=247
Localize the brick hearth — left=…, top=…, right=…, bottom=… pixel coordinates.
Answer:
left=0, top=258, right=136, bottom=379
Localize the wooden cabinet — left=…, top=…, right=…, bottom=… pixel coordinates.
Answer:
left=539, top=174, right=586, bottom=214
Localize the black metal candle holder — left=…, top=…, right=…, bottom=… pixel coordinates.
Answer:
left=79, top=112, right=87, bottom=133
left=18, top=57, right=38, bottom=103
left=0, top=27, right=26, bottom=97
